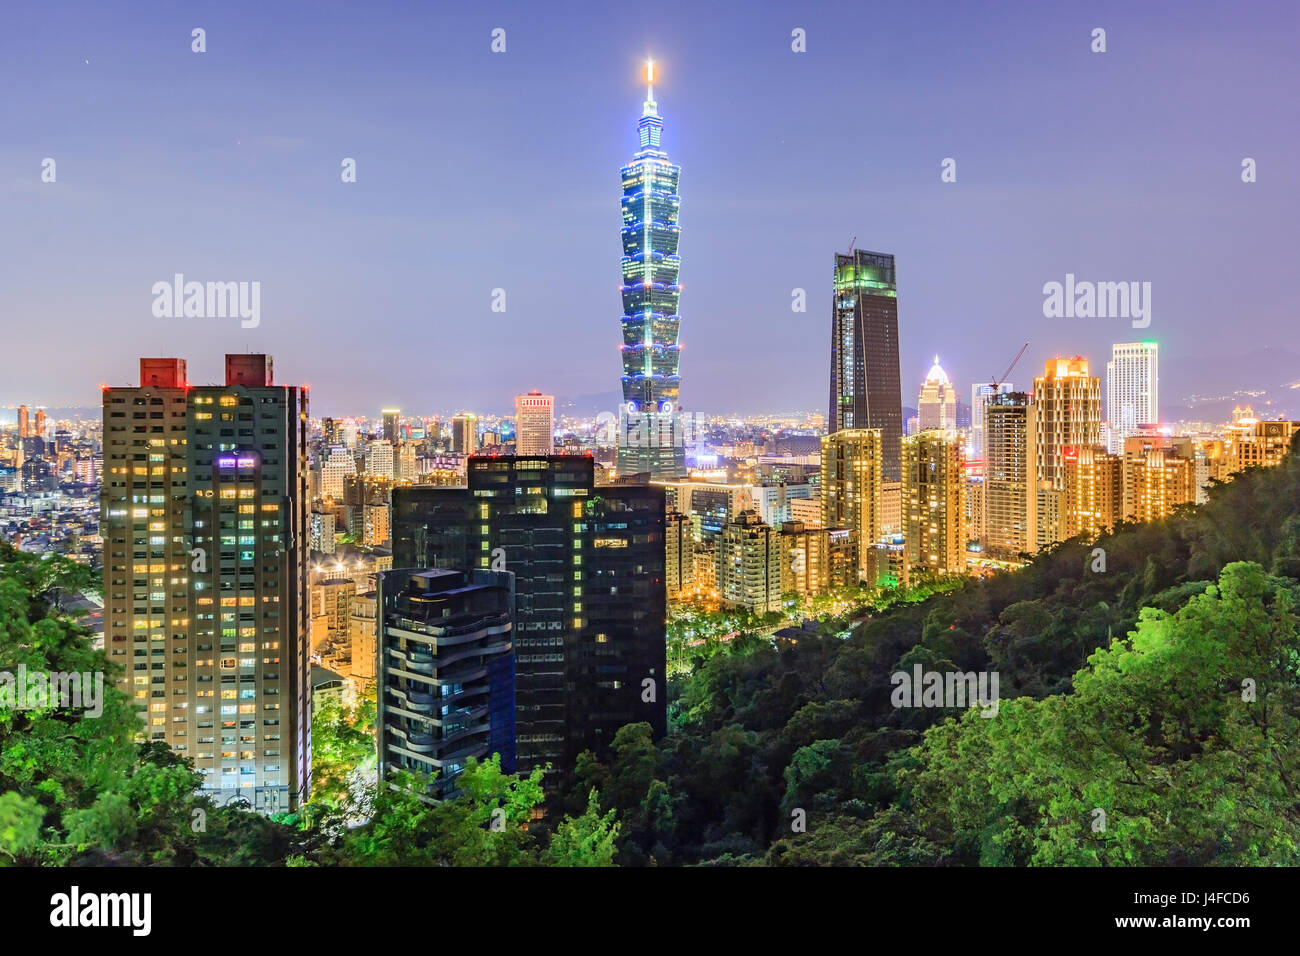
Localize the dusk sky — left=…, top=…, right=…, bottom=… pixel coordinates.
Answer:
left=4, top=0, right=1297, bottom=417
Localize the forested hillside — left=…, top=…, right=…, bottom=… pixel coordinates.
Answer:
left=563, top=446, right=1300, bottom=865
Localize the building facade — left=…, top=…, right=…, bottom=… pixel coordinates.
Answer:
left=101, top=355, right=310, bottom=813
left=717, top=510, right=782, bottom=614
left=984, top=391, right=1037, bottom=559
left=376, top=568, right=516, bottom=799
left=1033, top=357, right=1103, bottom=494
left=917, top=357, right=958, bottom=432
left=821, top=428, right=884, bottom=581
left=1106, top=342, right=1159, bottom=454
left=391, top=455, right=666, bottom=775
left=451, top=414, right=478, bottom=456
left=1062, top=444, right=1122, bottom=539
left=514, top=391, right=555, bottom=457
left=617, top=62, right=686, bottom=480
left=829, top=249, right=903, bottom=484
left=901, top=430, right=968, bottom=581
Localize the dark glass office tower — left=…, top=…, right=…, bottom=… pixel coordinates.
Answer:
left=617, top=62, right=686, bottom=480
left=829, top=250, right=904, bottom=481
left=392, top=456, right=667, bottom=775
left=376, top=568, right=516, bottom=799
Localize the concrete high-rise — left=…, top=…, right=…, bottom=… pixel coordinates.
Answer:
left=1062, top=445, right=1122, bottom=539
left=829, top=250, right=903, bottom=483
left=970, top=382, right=1014, bottom=460
left=101, top=355, right=311, bottom=813
left=821, top=428, right=884, bottom=581
left=984, top=392, right=1037, bottom=559
left=1106, top=343, right=1159, bottom=454
left=665, top=509, right=694, bottom=601
left=320, top=445, right=356, bottom=500
left=617, top=60, right=686, bottom=480
left=514, top=391, right=555, bottom=456
left=1033, top=357, right=1103, bottom=491
left=901, top=430, right=968, bottom=581
left=452, top=413, right=478, bottom=455
left=391, top=455, right=666, bottom=775
left=365, top=439, right=395, bottom=479
left=1121, top=435, right=1196, bottom=524
left=717, top=511, right=783, bottom=614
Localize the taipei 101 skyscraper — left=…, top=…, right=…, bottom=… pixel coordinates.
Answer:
left=616, top=60, right=687, bottom=480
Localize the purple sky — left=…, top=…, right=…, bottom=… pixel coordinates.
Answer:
left=4, top=0, right=1298, bottom=418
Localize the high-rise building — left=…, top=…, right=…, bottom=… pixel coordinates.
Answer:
left=665, top=509, right=694, bottom=601
left=451, top=413, right=478, bottom=455
left=348, top=589, right=377, bottom=691
left=34, top=408, right=47, bottom=440
left=365, top=439, right=395, bottom=479
left=1121, top=435, right=1196, bottom=524
left=101, top=355, right=311, bottom=813
left=917, top=357, right=958, bottom=431
left=1033, top=357, right=1103, bottom=492
left=901, top=431, right=968, bottom=582
left=829, top=250, right=903, bottom=483
left=320, top=445, right=357, bottom=500
left=778, top=521, right=857, bottom=599
left=1062, top=444, right=1122, bottom=539
left=515, top=391, right=555, bottom=456
left=788, top=496, right=823, bottom=528
left=750, top=480, right=814, bottom=529
left=984, top=392, right=1038, bottom=559
left=964, top=458, right=986, bottom=548
left=659, top=478, right=755, bottom=541
left=391, top=456, right=666, bottom=775
left=617, top=60, right=686, bottom=480
left=717, top=511, right=783, bottom=614
left=16, top=405, right=30, bottom=439
left=970, top=382, right=1014, bottom=460
left=376, top=568, right=516, bottom=799
left=343, top=474, right=393, bottom=547
left=821, top=428, right=884, bottom=581
left=1106, top=343, right=1159, bottom=454
left=309, top=510, right=336, bottom=554
left=310, top=577, right=355, bottom=651
left=382, top=409, right=401, bottom=444
left=1225, top=417, right=1300, bottom=474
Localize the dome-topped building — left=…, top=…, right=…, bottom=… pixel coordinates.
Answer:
left=918, top=355, right=958, bottom=431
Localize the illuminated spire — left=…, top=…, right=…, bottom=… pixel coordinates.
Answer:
left=642, top=59, right=658, bottom=117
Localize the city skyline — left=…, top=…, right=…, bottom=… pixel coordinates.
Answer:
left=5, top=1, right=1298, bottom=415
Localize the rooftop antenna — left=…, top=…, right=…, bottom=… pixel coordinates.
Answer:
left=847, top=235, right=857, bottom=256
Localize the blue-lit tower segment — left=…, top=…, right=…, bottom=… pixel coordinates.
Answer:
left=617, top=60, right=686, bottom=479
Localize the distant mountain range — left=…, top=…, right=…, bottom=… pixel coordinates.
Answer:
left=1161, top=346, right=1300, bottom=423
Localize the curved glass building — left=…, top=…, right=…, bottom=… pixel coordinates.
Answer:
left=617, top=61, right=686, bottom=479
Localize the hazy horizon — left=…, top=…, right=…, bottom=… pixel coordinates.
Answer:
left=5, top=0, right=1297, bottom=417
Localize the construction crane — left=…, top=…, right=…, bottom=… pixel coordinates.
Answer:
left=990, top=341, right=1030, bottom=392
